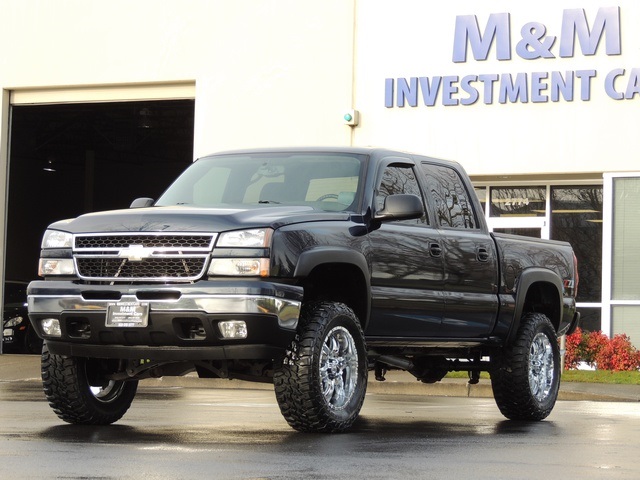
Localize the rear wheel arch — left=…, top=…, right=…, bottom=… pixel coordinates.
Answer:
left=508, top=268, right=563, bottom=345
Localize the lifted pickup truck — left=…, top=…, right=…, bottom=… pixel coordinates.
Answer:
left=28, top=147, right=579, bottom=432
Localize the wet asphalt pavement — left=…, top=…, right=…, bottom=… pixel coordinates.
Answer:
left=2, top=379, right=640, bottom=479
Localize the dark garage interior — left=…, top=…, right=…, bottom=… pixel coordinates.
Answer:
left=5, top=99, right=195, bottom=283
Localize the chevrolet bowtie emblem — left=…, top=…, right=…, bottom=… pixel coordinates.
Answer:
left=118, top=245, right=154, bottom=262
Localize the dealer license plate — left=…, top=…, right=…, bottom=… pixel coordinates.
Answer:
left=106, top=301, right=149, bottom=327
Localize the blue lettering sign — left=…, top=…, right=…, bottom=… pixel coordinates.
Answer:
left=419, top=77, right=442, bottom=106
left=625, top=69, right=640, bottom=99
left=478, top=74, right=499, bottom=104
left=385, top=8, right=630, bottom=108
left=575, top=69, right=596, bottom=100
left=397, top=77, right=419, bottom=107
left=560, top=7, right=621, bottom=57
left=605, top=68, right=624, bottom=99
left=460, top=75, right=479, bottom=105
left=516, top=23, right=556, bottom=59
left=452, top=13, right=511, bottom=62
left=605, top=68, right=640, bottom=100
left=384, top=78, right=394, bottom=108
left=550, top=71, right=574, bottom=102
left=442, top=76, right=459, bottom=106
left=499, top=73, right=529, bottom=103
left=531, top=72, right=549, bottom=102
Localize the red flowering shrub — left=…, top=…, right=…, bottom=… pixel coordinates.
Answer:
left=584, top=330, right=609, bottom=366
left=563, top=328, right=584, bottom=370
left=594, top=334, right=640, bottom=371
left=562, top=328, right=640, bottom=371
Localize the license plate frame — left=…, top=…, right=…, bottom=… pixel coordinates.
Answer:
left=106, top=301, right=149, bottom=328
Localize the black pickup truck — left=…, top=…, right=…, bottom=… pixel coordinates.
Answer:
left=27, top=147, right=580, bottom=432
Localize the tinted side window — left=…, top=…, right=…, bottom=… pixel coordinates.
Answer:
left=421, top=164, right=476, bottom=229
left=377, top=166, right=427, bottom=225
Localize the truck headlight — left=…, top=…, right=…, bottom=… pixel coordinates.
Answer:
left=217, top=228, right=272, bottom=248
left=210, top=228, right=272, bottom=277
left=208, top=258, right=270, bottom=277
left=38, top=259, right=76, bottom=276
left=42, top=230, right=73, bottom=248
left=4, top=316, right=24, bottom=328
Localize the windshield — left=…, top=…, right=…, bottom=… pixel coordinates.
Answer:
left=156, top=152, right=366, bottom=212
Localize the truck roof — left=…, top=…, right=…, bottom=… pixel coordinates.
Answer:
left=201, top=146, right=462, bottom=169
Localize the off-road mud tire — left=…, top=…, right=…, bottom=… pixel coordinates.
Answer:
left=41, top=343, right=138, bottom=425
left=274, top=301, right=367, bottom=433
left=491, top=312, right=560, bottom=421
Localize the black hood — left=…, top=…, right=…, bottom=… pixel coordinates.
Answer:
left=48, top=205, right=350, bottom=234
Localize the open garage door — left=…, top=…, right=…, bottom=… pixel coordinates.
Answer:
left=2, top=93, right=195, bottom=352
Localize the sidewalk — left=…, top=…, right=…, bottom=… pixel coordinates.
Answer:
left=2, top=353, right=639, bottom=402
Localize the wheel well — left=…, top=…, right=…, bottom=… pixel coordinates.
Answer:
left=301, top=263, right=369, bottom=327
left=522, top=281, right=562, bottom=331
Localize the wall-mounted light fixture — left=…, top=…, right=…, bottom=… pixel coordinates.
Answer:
left=343, top=109, right=360, bottom=126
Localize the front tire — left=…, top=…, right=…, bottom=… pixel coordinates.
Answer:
left=491, top=313, right=560, bottom=421
left=41, top=344, right=138, bottom=425
left=274, top=302, right=368, bottom=433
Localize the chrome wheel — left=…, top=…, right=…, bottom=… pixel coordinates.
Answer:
left=528, top=332, right=555, bottom=402
left=319, top=326, right=359, bottom=410
left=90, top=380, right=126, bottom=402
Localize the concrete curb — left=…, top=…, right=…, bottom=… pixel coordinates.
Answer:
left=144, top=370, right=640, bottom=402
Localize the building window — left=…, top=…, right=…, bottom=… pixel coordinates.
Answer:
left=490, top=186, right=546, bottom=217
left=474, top=186, right=487, bottom=214
left=607, top=176, right=640, bottom=347
left=612, top=178, right=640, bottom=301
left=551, top=186, right=603, bottom=304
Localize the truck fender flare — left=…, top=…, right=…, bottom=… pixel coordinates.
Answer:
left=507, top=267, right=563, bottom=345
left=293, top=247, right=371, bottom=321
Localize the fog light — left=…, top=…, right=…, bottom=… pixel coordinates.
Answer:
left=218, top=320, right=247, bottom=339
left=41, top=318, right=62, bottom=337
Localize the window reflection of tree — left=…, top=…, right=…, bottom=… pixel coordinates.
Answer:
left=425, top=166, right=475, bottom=229
left=551, top=186, right=603, bottom=304
left=377, top=166, right=426, bottom=224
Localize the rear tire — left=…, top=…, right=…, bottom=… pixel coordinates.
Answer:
left=41, top=343, right=138, bottom=425
left=274, top=301, right=367, bottom=433
left=491, top=313, right=560, bottom=421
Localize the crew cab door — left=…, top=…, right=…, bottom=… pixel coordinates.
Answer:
left=420, top=162, right=499, bottom=337
left=367, top=160, right=445, bottom=337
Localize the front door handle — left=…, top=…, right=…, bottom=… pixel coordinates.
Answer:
left=476, top=246, right=490, bottom=262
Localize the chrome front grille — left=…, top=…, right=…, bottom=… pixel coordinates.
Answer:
left=75, top=234, right=214, bottom=249
left=73, top=233, right=216, bottom=282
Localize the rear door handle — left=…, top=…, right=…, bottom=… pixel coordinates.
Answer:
left=429, top=242, right=442, bottom=257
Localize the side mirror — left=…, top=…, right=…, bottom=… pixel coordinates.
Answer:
left=374, top=194, right=424, bottom=221
left=130, top=197, right=155, bottom=209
